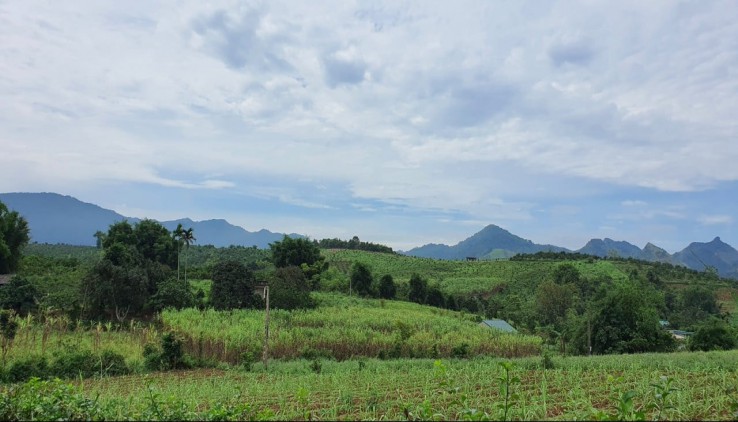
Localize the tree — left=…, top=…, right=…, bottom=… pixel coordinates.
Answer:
left=133, top=219, right=177, bottom=269
left=553, top=263, right=581, bottom=285
left=408, top=273, right=428, bottom=304
left=148, top=277, right=195, bottom=311
left=688, top=317, right=737, bottom=351
left=0, top=276, right=39, bottom=315
left=210, top=260, right=258, bottom=310
left=350, top=262, right=374, bottom=297
left=180, top=227, right=195, bottom=286
left=426, top=286, right=445, bottom=308
left=172, top=224, right=185, bottom=284
left=378, top=275, right=396, bottom=299
left=269, top=266, right=314, bottom=310
left=93, top=231, right=106, bottom=249
left=81, top=259, right=149, bottom=321
left=81, top=219, right=177, bottom=320
left=670, top=286, right=721, bottom=330
left=575, top=281, right=674, bottom=355
left=270, top=236, right=322, bottom=268
left=0, top=201, right=30, bottom=274
left=535, top=280, right=577, bottom=328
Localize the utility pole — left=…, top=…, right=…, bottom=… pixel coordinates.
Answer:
left=262, top=285, right=270, bottom=370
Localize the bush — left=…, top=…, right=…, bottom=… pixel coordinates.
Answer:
left=99, top=350, right=130, bottom=376
left=0, top=378, right=105, bottom=421
left=688, top=318, right=738, bottom=351
left=144, top=332, right=192, bottom=371
left=4, top=355, right=48, bottom=383
left=49, top=349, right=96, bottom=379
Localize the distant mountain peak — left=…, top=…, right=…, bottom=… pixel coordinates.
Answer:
left=0, top=192, right=303, bottom=248
left=405, top=223, right=567, bottom=259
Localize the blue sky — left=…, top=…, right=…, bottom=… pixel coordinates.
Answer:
left=1, top=1, right=737, bottom=252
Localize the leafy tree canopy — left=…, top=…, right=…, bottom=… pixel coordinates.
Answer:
left=378, top=274, right=396, bottom=299
left=350, top=262, right=374, bottom=297
left=0, top=201, right=30, bottom=274
left=688, top=317, right=737, bottom=352
left=269, top=266, right=314, bottom=310
left=210, top=260, right=258, bottom=310
left=408, top=273, right=428, bottom=304
left=580, top=281, right=674, bottom=355
left=270, top=236, right=322, bottom=268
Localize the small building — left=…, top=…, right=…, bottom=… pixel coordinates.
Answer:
left=253, top=283, right=269, bottom=300
left=668, top=329, right=694, bottom=340
left=659, top=320, right=670, bottom=328
left=0, top=274, right=14, bottom=287
left=479, top=319, right=518, bottom=333
left=466, top=257, right=478, bottom=262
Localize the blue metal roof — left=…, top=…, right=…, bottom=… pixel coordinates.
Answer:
left=480, top=319, right=518, bottom=333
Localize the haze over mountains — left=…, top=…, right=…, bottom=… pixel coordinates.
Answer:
left=2, top=192, right=737, bottom=279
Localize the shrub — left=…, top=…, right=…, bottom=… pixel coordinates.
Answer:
left=5, top=355, right=48, bottom=383
left=50, top=349, right=97, bottom=379
left=688, top=318, right=738, bottom=351
left=99, top=349, right=130, bottom=376
left=144, top=332, right=192, bottom=371
left=0, top=378, right=105, bottom=421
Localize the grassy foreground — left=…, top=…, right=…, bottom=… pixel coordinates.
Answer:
left=3, top=350, right=738, bottom=420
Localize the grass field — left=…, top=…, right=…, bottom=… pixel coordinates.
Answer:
left=162, top=292, right=542, bottom=363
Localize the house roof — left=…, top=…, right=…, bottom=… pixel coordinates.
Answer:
left=480, top=319, right=518, bottom=333
left=0, top=274, right=14, bottom=286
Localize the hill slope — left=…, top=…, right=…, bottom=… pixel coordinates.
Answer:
left=673, top=237, right=738, bottom=279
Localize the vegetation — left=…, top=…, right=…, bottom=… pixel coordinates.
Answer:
left=317, top=235, right=395, bottom=254
left=2, top=351, right=738, bottom=420
left=210, top=260, right=259, bottom=310
left=0, top=200, right=29, bottom=274
left=3, top=205, right=738, bottom=419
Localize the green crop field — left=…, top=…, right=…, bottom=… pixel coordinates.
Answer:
left=4, top=350, right=738, bottom=420
left=162, top=292, right=542, bottom=363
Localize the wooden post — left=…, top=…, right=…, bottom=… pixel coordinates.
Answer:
left=262, top=285, right=270, bottom=370
left=587, top=314, right=592, bottom=356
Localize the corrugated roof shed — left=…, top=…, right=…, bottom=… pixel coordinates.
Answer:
left=0, top=274, right=14, bottom=286
left=480, top=319, right=518, bottom=333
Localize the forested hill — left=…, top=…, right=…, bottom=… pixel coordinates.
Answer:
left=404, top=224, right=738, bottom=279
left=0, top=192, right=302, bottom=248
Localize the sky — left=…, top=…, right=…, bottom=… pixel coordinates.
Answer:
left=1, top=1, right=737, bottom=253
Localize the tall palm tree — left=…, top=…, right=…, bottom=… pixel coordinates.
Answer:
left=172, top=224, right=185, bottom=284
left=181, top=227, right=196, bottom=286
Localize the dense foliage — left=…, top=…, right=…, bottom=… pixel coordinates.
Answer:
left=210, top=260, right=259, bottom=310
left=0, top=201, right=29, bottom=274
left=270, top=236, right=322, bottom=268
left=317, top=236, right=395, bottom=253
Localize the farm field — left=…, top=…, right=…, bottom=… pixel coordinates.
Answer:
left=322, top=249, right=738, bottom=311
left=162, top=292, right=542, bottom=363
left=4, top=350, right=738, bottom=420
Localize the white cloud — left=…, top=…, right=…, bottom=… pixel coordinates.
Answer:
left=699, top=215, right=733, bottom=226
left=2, top=0, right=738, bottom=249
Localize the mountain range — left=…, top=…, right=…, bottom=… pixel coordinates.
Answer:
left=0, top=192, right=301, bottom=248
left=2, top=192, right=737, bottom=279
left=404, top=224, right=738, bottom=279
